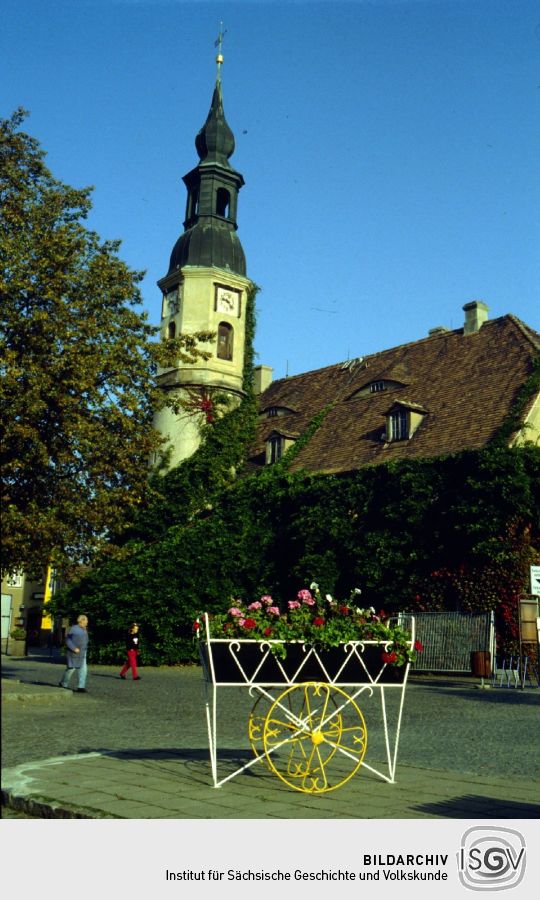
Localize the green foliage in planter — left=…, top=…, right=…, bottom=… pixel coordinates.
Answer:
left=10, top=627, right=27, bottom=641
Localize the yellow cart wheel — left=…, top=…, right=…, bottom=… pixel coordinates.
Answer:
left=248, top=693, right=273, bottom=767
left=262, top=682, right=367, bottom=793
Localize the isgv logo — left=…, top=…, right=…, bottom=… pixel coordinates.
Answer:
left=458, top=827, right=526, bottom=891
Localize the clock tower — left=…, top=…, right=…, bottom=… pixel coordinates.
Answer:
left=153, top=51, right=252, bottom=469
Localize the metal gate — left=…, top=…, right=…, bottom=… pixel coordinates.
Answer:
left=401, top=611, right=495, bottom=673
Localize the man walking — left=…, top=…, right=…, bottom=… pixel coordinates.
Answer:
left=59, top=614, right=89, bottom=693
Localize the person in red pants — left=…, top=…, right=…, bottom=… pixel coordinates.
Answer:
left=119, top=623, right=141, bottom=680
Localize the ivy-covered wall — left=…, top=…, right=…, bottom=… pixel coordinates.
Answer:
left=55, top=440, right=539, bottom=665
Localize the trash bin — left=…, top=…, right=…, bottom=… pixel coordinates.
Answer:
left=471, top=650, right=491, bottom=678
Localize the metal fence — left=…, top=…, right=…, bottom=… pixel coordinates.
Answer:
left=401, top=611, right=495, bottom=673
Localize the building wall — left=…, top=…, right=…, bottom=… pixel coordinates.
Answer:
left=1, top=572, right=46, bottom=652
left=154, top=266, right=252, bottom=470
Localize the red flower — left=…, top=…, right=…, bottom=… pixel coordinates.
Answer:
left=243, top=618, right=257, bottom=629
left=313, top=617, right=325, bottom=627
left=339, top=606, right=350, bottom=616
left=414, top=640, right=424, bottom=652
left=264, top=627, right=273, bottom=637
left=192, top=620, right=200, bottom=632
left=381, top=650, right=398, bottom=665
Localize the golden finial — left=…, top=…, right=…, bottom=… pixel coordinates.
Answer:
left=214, top=21, right=227, bottom=81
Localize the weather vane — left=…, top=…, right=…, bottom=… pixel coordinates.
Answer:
left=214, top=21, right=227, bottom=81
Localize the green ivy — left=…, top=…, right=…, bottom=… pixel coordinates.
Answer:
left=491, top=355, right=540, bottom=447
left=54, top=443, right=540, bottom=664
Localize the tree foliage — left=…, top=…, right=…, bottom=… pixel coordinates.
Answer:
left=0, top=109, right=211, bottom=576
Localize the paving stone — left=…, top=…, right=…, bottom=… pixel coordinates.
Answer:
left=2, top=655, right=539, bottom=819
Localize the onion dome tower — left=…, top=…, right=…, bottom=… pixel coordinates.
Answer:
left=153, top=40, right=253, bottom=470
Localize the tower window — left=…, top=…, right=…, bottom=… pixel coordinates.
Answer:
left=186, top=188, right=199, bottom=222
left=167, top=321, right=176, bottom=339
left=217, top=322, right=233, bottom=360
left=216, top=188, right=230, bottom=218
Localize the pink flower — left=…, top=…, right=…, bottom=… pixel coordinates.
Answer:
left=229, top=607, right=243, bottom=617
left=247, top=601, right=262, bottom=611
left=297, top=589, right=313, bottom=603
left=288, top=600, right=301, bottom=610
left=268, top=606, right=280, bottom=616
left=237, top=618, right=246, bottom=626
left=260, top=595, right=273, bottom=606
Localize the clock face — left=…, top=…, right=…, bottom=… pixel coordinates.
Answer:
left=216, top=287, right=240, bottom=316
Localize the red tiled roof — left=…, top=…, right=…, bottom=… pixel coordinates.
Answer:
left=250, top=315, right=540, bottom=474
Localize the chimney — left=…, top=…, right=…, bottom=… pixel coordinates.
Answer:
left=253, top=364, right=273, bottom=395
left=463, top=300, right=489, bottom=335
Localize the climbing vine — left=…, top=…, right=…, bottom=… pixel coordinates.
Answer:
left=54, top=442, right=539, bottom=664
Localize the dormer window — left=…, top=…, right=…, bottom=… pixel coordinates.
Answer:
left=259, top=405, right=297, bottom=420
left=388, top=408, right=408, bottom=441
left=384, top=401, right=427, bottom=442
left=267, top=434, right=284, bottom=464
left=265, top=431, right=297, bottom=464
left=348, top=378, right=405, bottom=400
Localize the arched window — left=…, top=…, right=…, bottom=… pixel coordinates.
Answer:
left=216, top=188, right=230, bottom=218
left=217, top=322, right=233, bottom=360
left=167, top=321, right=176, bottom=339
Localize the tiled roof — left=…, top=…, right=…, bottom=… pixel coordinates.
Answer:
left=250, top=315, right=540, bottom=474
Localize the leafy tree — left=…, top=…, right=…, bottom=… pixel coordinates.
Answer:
left=0, top=109, right=212, bottom=576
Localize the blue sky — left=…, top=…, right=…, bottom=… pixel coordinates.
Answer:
left=2, top=0, right=539, bottom=379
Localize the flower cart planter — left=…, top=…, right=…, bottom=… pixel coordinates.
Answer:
left=199, top=613, right=415, bottom=793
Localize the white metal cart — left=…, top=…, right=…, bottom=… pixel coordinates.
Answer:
left=199, top=613, right=415, bottom=794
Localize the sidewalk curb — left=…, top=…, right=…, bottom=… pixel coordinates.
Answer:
left=1, top=789, right=107, bottom=819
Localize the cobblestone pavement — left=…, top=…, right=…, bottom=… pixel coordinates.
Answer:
left=2, top=654, right=540, bottom=818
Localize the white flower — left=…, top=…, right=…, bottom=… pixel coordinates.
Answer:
left=325, top=594, right=334, bottom=604
left=310, top=582, right=319, bottom=591
left=353, top=588, right=362, bottom=595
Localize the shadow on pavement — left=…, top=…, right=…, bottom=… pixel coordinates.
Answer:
left=409, top=686, right=540, bottom=707
left=414, top=795, right=540, bottom=819
left=81, top=746, right=250, bottom=763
